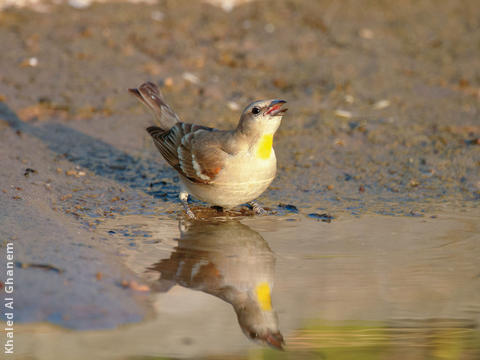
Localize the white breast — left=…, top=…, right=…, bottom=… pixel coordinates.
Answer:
left=181, top=150, right=277, bottom=208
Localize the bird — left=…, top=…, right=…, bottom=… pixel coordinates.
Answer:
left=149, top=219, right=285, bottom=349
left=129, top=81, right=287, bottom=218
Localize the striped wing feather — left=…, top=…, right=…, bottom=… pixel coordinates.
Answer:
left=147, top=123, right=227, bottom=184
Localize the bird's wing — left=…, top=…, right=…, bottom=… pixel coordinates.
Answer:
left=147, top=123, right=229, bottom=184
left=129, top=82, right=179, bottom=130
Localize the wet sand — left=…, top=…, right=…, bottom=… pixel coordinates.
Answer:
left=0, top=0, right=479, bottom=359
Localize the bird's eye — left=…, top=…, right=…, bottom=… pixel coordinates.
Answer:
left=250, top=332, right=258, bottom=339
left=252, top=107, right=260, bottom=115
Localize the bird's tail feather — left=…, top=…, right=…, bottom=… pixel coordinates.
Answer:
left=129, top=81, right=179, bottom=130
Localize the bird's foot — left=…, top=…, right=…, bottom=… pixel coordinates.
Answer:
left=248, top=201, right=267, bottom=215
left=180, top=191, right=196, bottom=219
left=184, top=205, right=196, bottom=219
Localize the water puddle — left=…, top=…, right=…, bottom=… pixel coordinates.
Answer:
left=14, top=210, right=480, bottom=359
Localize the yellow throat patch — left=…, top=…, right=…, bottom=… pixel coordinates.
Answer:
left=255, top=282, right=272, bottom=311
left=256, top=134, right=273, bottom=160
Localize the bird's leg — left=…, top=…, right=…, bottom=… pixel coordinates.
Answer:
left=179, top=191, right=195, bottom=219
left=248, top=201, right=267, bottom=215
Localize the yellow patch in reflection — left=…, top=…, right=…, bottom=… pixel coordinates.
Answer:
left=255, top=282, right=272, bottom=311
left=256, top=134, right=273, bottom=160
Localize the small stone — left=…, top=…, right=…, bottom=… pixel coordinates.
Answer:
left=20, top=57, right=39, bottom=67
left=227, top=101, right=240, bottom=111
left=28, top=57, right=38, bottom=67
left=182, top=72, right=200, bottom=85
left=334, top=109, right=352, bottom=119
left=373, top=99, right=390, bottom=109
left=24, top=168, right=37, bottom=177
left=68, top=0, right=92, bottom=9
left=129, top=281, right=150, bottom=292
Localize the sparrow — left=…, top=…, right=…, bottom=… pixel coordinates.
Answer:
left=129, top=82, right=287, bottom=218
left=149, top=219, right=285, bottom=349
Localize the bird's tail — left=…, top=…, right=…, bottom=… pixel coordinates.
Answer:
left=128, top=81, right=179, bottom=130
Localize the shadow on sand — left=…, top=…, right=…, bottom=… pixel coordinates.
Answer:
left=0, top=102, right=178, bottom=200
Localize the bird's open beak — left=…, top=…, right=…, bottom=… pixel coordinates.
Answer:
left=265, top=100, right=287, bottom=116
left=263, top=331, right=285, bottom=350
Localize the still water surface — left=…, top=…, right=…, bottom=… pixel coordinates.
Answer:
left=16, top=211, right=480, bottom=359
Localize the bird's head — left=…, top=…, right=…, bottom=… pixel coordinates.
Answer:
left=233, top=292, right=285, bottom=350
left=237, top=99, right=287, bottom=137
left=236, top=298, right=285, bottom=350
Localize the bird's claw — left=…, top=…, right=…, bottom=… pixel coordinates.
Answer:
left=180, top=191, right=196, bottom=219
left=249, top=202, right=267, bottom=216
left=184, top=207, right=196, bottom=219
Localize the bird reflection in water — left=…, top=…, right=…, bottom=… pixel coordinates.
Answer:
left=148, top=220, right=285, bottom=349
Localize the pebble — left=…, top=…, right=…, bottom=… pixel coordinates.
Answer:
left=334, top=109, right=352, bottom=119
left=28, top=57, right=38, bottom=67
left=204, top=0, right=254, bottom=12
left=227, top=101, right=240, bottom=111
left=409, top=179, right=420, bottom=187
left=24, top=168, right=37, bottom=177
left=373, top=99, right=391, bottom=109
left=68, top=0, right=92, bottom=9
left=182, top=72, right=200, bottom=85
left=65, top=169, right=86, bottom=177
left=164, top=77, right=174, bottom=87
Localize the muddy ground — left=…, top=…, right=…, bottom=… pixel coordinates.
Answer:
left=0, top=0, right=479, bottom=359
